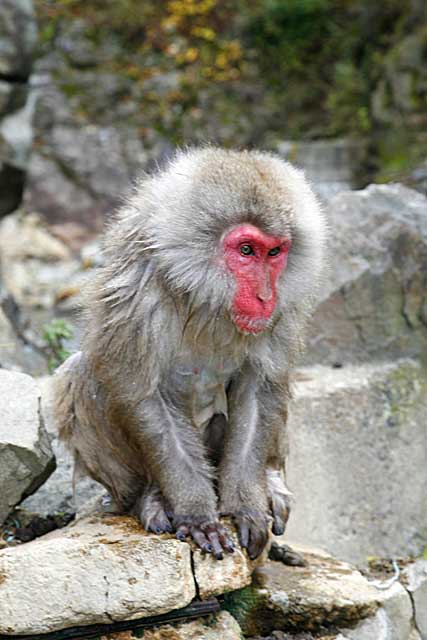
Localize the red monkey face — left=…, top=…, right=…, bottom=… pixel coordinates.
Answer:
left=222, top=223, right=291, bottom=334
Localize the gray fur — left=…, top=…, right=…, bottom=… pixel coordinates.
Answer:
left=53, top=147, right=327, bottom=559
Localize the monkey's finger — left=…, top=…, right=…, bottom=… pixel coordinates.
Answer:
left=238, top=520, right=250, bottom=550
left=206, top=530, right=224, bottom=560
left=176, top=524, right=190, bottom=541
left=217, top=526, right=235, bottom=553
left=247, top=524, right=269, bottom=560
left=191, top=528, right=214, bottom=554
left=272, top=516, right=285, bottom=536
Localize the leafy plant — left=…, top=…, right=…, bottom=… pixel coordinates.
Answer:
left=42, top=319, right=73, bottom=372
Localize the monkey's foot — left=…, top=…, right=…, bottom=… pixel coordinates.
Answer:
left=175, top=517, right=235, bottom=560
left=269, top=541, right=307, bottom=566
left=233, top=510, right=270, bottom=560
left=266, top=469, right=291, bottom=536
left=135, top=488, right=173, bottom=535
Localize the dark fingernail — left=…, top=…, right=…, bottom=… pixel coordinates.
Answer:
left=226, top=544, right=235, bottom=553
left=177, top=532, right=186, bottom=541
left=273, top=522, right=285, bottom=535
left=205, top=544, right=213, bottom=553
left=215, top=551, right=224, bottom=560
left=164, top=524, right=173, bottom=533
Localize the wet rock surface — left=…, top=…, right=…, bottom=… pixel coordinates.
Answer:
left=0, top=370, right=55, bottom=526
left=223, top=545, right=382, bottom=637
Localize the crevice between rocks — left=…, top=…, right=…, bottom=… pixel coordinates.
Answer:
left=402, top=581, right=422, bottom=637
left=189, top=547, right=201, bottom=600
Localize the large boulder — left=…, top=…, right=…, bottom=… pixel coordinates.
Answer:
left=0, top=0, right=37, bottom=218
left=307, top=184, right=427, bottom=366
left=0, top=0, right=37, bottom=79
left=0, top=370, right=55, bottom=525
left=285, top=359, right=427, bottom=564
left=0, top=514, right=253, bottom=635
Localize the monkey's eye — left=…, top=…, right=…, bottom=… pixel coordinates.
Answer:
left=268, top=247, right=281, bottom=257
left=240, top=244, right=255, bottom=256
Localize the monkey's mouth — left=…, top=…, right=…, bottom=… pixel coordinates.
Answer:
left=232, top=314, right=270, bottom=335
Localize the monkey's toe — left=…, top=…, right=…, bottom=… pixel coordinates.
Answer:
left=234, top=511, right=269, bottom=560
left=136, top=488, right=174, bottom=535
left=175, top=518, right=234, bottom=559
left=269, top=492, right=291, bottom=536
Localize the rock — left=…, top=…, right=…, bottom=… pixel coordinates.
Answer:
left=22, top=376, right=104, bottom=516
left=193, top=530, right=254, bottom=599
left=0, top=210, right=82, bottom=308
left=277, top=139, right=367, bottom=199
left=0, top=1, right=37, bottom=217
left=0, top=0, right=37, bottom=79
left=0, top=307, right=46, bottom=375
left=307, top=184, right=427, bottom=366
left=134, top=611, right=242, bottom=639
left=339, top=581, right=416, bottom=640
left=0, top=513, right=254, bottom=635
left=0, top=515, right=196, bottom=635
left=223, top=544, right=382, bottom=637
left=285, top=359, right=427, bottom=565
left=0, top=370, right=55, bottom=525
left=402, top=559, right=427, bottom=638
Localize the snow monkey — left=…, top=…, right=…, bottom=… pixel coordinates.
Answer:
left=53, top=147, right=326, bottom=560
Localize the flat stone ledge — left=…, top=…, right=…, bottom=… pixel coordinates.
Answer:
left=0, top=515, right=195, bottom=635
left=0, top=514, right=254, bottom=636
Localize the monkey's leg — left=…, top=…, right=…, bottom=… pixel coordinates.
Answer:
left=133, top=483, right=173, bottom=534
left=134, top=391, right=235, bottom=559
left=218, top=369, right=272, bottom=560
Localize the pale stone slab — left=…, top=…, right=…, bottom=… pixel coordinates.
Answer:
left=193, top=543, right=253, bottom=599
left=403, top=559, right=427, bottom=639
left=0, top=515, right=196, bottom=635
left=286, top=359, right=427, bottom=564
left=0, top=370, right=55, bottom=525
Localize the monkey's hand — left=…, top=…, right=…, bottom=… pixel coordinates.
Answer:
left=231, top=508, right=270, bottom=560
left=174, top=516, right=235, bottom=560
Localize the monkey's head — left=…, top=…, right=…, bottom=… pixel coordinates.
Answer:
left=130, top=147, right=326, bottom=338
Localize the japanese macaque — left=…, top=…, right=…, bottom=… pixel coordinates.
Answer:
left=53, top=147, right=326, bottom=560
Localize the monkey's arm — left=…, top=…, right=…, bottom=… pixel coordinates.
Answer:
left=134, top=390, right=234, bottom=558
left=218, top=370, right=288, bottom=559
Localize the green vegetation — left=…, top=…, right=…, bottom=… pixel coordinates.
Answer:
left=42, top=319, right=73, bottom=372
left=35, top=1, right=426, bottom=173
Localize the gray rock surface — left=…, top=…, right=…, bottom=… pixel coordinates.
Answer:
left=223, top=544, right=382, bottom=637
left=285, top=359, right=427, bottom=564
left=0, top=0, right=37, bottom=217
left=22, top=376, right=103, bottom=515
left=0, top=0, right=37, bottom=79
left=277, top=138, right=367, bottom=199
left=0, top=370, right=55, bottom=525
left=307, top=184, right=427, bottom=366
left=403, top=559, right=427, bottom=639
left=0, top=514, right=253, bottom=635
